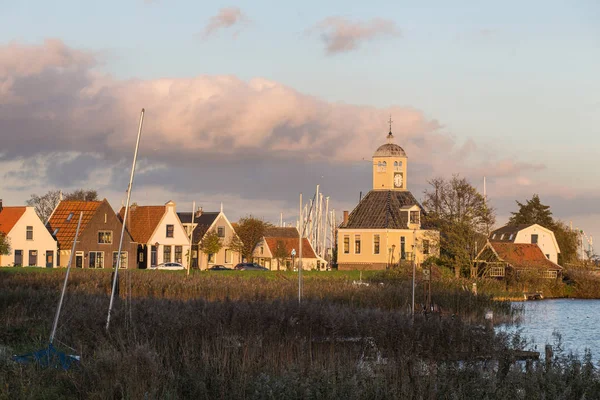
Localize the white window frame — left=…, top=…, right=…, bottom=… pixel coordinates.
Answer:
left=112, top=251, right=128, bottom=269
left=89, top=251, right=104, bottom=269
left=98, top=230, right=113, bottom=244
left=354, top=235, right=361, bottom=254
left=343, top=235, right=350, bottom=254
left=373, top=234, right=380, bottom=255
left=26, top=226, right=33, bottom=241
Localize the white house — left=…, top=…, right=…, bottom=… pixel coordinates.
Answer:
left=490, top=223, right=561, bottom=264
left=0, top=202, right=58, bottom=267
left=120, top=201, right=190, bottom=269
left=177, top=206, right=242, bottom=270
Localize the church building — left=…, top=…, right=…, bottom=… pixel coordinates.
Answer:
left=337, top=126, right=439, bottom=270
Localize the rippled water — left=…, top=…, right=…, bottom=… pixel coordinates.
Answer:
left=502, top=299, right=600, bottom=359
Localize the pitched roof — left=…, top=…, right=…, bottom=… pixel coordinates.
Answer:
left=340, top=190, right=424, bottom=229
left=119, top=205, right=166, bottom=244
left=177, top=211, right=220, bottom=242
left=264, top=227, right=299, bottom=238
left=264, top=237, right=317, bottom=259
left=0, top=206, right=26, bottom=234
left=490, top=242, right=562, bottom=271
left=47, top=201, right=103, bottom=247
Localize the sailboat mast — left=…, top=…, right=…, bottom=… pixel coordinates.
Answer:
left=106, top=108, right=145, bottom=332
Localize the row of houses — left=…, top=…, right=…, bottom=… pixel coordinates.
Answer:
left=0, top=199, right=324, bottom=270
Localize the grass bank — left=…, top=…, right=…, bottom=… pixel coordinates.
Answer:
left=1, top=268, right=599, bottom=399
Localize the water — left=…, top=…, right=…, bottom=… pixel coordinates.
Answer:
left=503, top=299, right=600, bottom=359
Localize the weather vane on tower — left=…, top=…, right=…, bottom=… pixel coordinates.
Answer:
left=387, top=115, right=394, bottom=143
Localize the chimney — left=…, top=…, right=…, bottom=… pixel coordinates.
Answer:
left=343, top=210, right=349, bottom=225
left=0, top=199, right=3, bottom=212
left=195, top=206, right=203, bottom=218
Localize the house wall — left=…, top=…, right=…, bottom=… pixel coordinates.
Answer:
left=372, top=155, right=408, bottom=191
left=198, top=214, right=241, bottom=269
left=336, top=229, right=439, bottom=270
left=514, top=226, right=559, bottom=264
left=62, top=201, right=137, bottom=269
left=147, top=203, right=190, bottom=269
left=1, top=207, right=57, bottom=267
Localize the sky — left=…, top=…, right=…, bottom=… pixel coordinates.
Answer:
left=0, top=0, right=599, bottom=248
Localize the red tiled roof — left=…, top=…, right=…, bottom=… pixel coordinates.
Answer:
left=264, top=227, right=299, bottom=238
left=264, top=237, right=317, bottom=259
left=47, top=201, right=102, bottom=248
left=491, top=242, right=562, bottom=270
left=0, top=206, right=26, bottom=234
left=119, top=205, right=165, bottom=244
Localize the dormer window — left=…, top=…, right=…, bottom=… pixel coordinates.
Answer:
left=410, top=211, right=420, bottom=225
left=492, top=234, right=496, bottom=239
left=500, top=234, right=505, bottom=240
left=66, top=212, right=74, bottom=222
left=508, top=234, right=514, bottom=240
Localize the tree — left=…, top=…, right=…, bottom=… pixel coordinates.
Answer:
left=0, top=231, right=11, bottom=256
left=26, top=190, right=61, bottom=223
left=64, top=189, right=98, bottom=202
left=273, top=240, right=289, bottom=271
left=199, top=230, right=223, bottom=262
left=231, top=216, right=272, bottom=261
left=508, top=194, right=553, bottom=228
left=423, top=175, right=496, bottom=276
left=26, top=188, right=99, bottom=223
left=508, top=195, right=578, bottom=265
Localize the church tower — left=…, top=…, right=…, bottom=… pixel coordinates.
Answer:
left=372, top=122, right=407, bottom=191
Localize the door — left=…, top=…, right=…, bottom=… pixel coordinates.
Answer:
left=46, top=251, right=54, bottom=268
left=75, top=252, right=83, bottom=268
left=151, top=245, right=157, bottom=268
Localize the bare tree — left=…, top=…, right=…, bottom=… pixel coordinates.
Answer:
left=26, top=190, right=62, bottom=223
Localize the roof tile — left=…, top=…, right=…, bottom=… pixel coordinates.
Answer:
left=0, top=206, right=26, bottom=234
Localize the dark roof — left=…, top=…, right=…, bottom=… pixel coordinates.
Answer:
left=264, top=227, right=299, bottom=238
left=47, top=200, right=104, bottom=247
left=340, top=190, right=424, bottom=229
left=490, top=242, right=562, bottom=271
left=178, top=212, right=220, bottom=242
left=490, top=224, right=533, bottom=242
left=373, top=143, right=406, bottom=157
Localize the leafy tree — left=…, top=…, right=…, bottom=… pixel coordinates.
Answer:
left=199, top=230, right=223, bottom=262
left=273, top=240, right=289, bottom=271
left=508, top=195, right=578, bottom=265
left=231, top=216, right=272, bottom=261
left=26, top=190, right=62, bottom=223
left=423, top=175, right=496, bottom=276
left=508, top=194, right=553, bottom=228
left=0, top=231, right=11, bottom=256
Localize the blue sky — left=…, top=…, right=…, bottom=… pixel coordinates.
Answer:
left=1, top=0, right=599, bottom=243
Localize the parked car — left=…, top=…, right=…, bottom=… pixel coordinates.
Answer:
left=234, top=262, right=268, bottom=271
left=154, top=262, right=185, bottom=270
left=208, top=264, right=232, bottom=271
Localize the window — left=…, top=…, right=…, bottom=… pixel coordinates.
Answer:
left=354, top=235, right=361, bottom=254
left=14, top=250, right=23, bottom=266
left=410, top=211, right=420, bottom=225
left=225, top=249, right=232, bottom=264
left=489, top=266, right=505, bottom=277
left=163, top=245, right=172, bottom=263
left=98, top=231, right=112, bottom=244
left=208, top=253, right=215, bottom=263
left=491, top=233, right=496, bottom=239
left=500, top=234, right=505, bottom=240
left=423, top=240, right=430, bottom=255
left=28, top=250, right=38, bottom=266
left=217, top=226, right=225, bottom=237
left=343, top=235, right=350, bottom=254
left=53, top=228, right=59, bottom=236
left=26, top=226, right=33, bottom=240
left=377, top=161, right=382, bottom=172
left=543, top=270, right=558, bottom=279
left=151, top=246, right=157, bottom=268
left=260, top=246, right=264, bottom=255
left=546, top=254, right=550, bottom=259
left=373, top=235, right=380, bottom=254
left=508, top=234, right=514, bottom=241
left=112, top=251, right=128, bottom=269
left=400, top=237, right=406, bottom=259
left=394, top=161, right=402, bottom=172
left=166, top=225, right=174, bottom=238
left=531, top=234, right=538, bottom=244
left=66, top=212, right=74, bottom=222
left=175, top=246, right=183, bottom=263
left=381, top=161, right=387, bottom=172
left=89, top=251, right=104, bottom=268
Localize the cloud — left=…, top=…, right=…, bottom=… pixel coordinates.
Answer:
left=310, top=17, right=399, bottom=55
left=1, top=39, right=582, bottom=236
left=203, top=7, right=247, bottom=38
